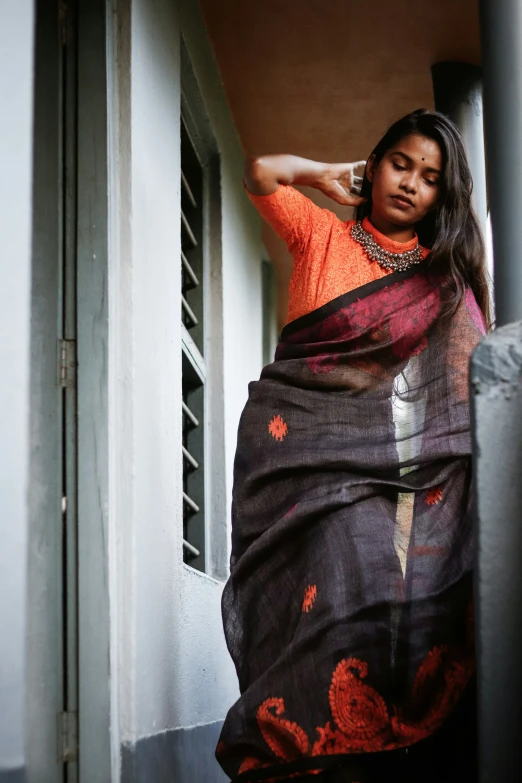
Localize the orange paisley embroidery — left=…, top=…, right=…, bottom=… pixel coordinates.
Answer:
left=250, top=644, right=474, bottom=769
left=302, top=585, right=317, bottom=613
left=257, top=697, right=310, bottom=760
left=238, top=756, right=264, bottom=775
left=268, top=414, right=288, bottom=442
left=392, top=645, right=472, bottom=744
left=329, top=658, right=389, bottom=742
left=426, top=486, right=443, bottom=506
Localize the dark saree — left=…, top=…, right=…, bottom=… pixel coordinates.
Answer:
left=217, top=266, right=486, bottom=782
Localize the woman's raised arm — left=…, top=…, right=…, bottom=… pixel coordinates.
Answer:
left=244, top=154, right=366, bottom=207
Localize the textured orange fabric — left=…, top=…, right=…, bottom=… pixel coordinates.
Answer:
left=247, top=184, right=430, bottom=325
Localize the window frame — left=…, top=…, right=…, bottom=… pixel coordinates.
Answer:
left=180, top=42, right=226, bottom=579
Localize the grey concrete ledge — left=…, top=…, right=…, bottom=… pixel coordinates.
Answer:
left=0, top=769, right=25, bottom=783
left=121, top=720, right=228, bottom=783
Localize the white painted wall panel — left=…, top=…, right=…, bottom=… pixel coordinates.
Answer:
left=177, top=0, right=266, bottom=557
left=0, top=0, right=35, bottom=770
left=129, top=0, right=184, bottom=738
left=112, top=0, right=266, bottom=743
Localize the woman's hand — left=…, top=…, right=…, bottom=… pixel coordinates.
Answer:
left=244, top=154, right=367, bottom=206
left=317, top=161, right=367, bottom=207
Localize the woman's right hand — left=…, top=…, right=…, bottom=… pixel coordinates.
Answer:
left=317, top=161, right=367, bottom=207
left=244, top=154, right=367, bottom=206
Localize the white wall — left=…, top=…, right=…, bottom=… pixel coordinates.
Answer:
left=0, top=0, right=35, bottom=773
left=110, top=0, right=266, bottom=751
left=177, top=0, right=266, bottom=570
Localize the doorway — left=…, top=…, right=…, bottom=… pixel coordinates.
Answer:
left=26, top=1, right=78, bottom=780
left=26, top=2, right=111, bottom=781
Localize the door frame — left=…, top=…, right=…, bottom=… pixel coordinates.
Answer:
left=76, top=0, right=112, bottom=780
left=27, top=1, right=113, bottom=780
left=27, top=1, right=65, bottom=777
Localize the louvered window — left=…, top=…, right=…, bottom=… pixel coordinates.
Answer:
left=262, top=259, right=277, bottom=366
left=181, top=114, right=206, bottom=571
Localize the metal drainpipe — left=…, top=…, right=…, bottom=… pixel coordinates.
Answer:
left=479, top=0, right=522, bottom=326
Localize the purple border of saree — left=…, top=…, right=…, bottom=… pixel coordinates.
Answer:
left=280, top=263, right=430, bottom=341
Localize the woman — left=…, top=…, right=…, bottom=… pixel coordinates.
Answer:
left=216, top=110, right=490, bottom=783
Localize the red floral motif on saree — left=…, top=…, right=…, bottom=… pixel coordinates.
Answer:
left=426, top=486, right=443, bottom=506
left=258, top=698, right=310, bottom=758
left=303, top=277, right=441, bottom=377
left=243, top=642, right=473, bottom=772
left=348, top=280, right=440, bottom=362
left=305, top=353, right=342, bottom=374
left=269, top=415, right=288, bottom=441
left=328, top=659, right=389, bottom=743
left=238, top=757, right=264, bottom=775
left=302, top=585, right=317, bottom=613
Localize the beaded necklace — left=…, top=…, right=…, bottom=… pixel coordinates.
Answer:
left=351, top=220, right=423, bottom=273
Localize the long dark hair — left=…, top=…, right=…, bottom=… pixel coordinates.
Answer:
left=356, top=109, right=492, bottom=329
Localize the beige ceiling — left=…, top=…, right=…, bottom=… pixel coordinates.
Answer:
left=199, top=0, right=481, bottom=326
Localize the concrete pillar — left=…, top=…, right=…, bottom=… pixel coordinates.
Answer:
left=432, top=62, right=488, bottom=238
left=473, top=2, right=522, bottom=780
left=470, top=324, right=522, bottom=783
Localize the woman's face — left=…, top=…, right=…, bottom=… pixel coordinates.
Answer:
left=367, top=133, right=442, bottom=230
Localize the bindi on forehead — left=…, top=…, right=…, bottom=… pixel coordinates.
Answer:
left=389, top=136, right=442, bottom=174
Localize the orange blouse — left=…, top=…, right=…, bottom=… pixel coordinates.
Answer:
left=247, top=184, right=429, bottom=325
